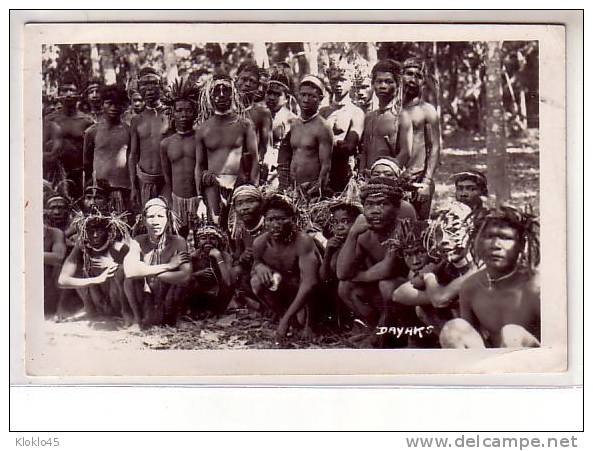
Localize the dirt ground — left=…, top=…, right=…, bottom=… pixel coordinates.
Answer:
left=45, top=140, right=539, bottom=351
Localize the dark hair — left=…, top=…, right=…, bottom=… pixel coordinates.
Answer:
left=58, top=73, right=79, bottom=90
left=360, top=176, right=403, bottom=208
left=100, top=84, right=129, bottom=108
left=262, top=195, right=296, bottom=218
left=237, top=60, right=260, bottom=79
left=371, top=59, right=401, bottom=82
left=329, top=203, right=362, bottom=218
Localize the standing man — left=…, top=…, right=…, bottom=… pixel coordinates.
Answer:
left=82, top=78, right=104, bottom=121
left=401, top=58, right=442, bottom=219
left=46, top=75, right=95, bottom=200
left=129, top=67, right=171, bottom=209
left=83, top=84, right=131, bottom=214
left=359, top=60, right=413, bottom=173
left=160, top=79, right=200, bottom=228
left=235, top=61, right=272, bottom=169
left=195, top=75, right=259, bottom=224
left=277, top=75, right=333, bottom=199
left=320, top=60, right=365, bottom=193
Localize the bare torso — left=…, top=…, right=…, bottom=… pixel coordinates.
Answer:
left=461, top=270, right=540, bottom=345
left=48, top=111, right=94, bottom=171
left=361, top=107, right=399, bottom=170
left=404, top=101, right=438, bottom=174
left=163, top=132, right=197, bottom=198
left=289, top=115, right=331, bottom=185
left=91, top=122, right=131, bottom=189
left=133, top=110, right=170, bottom=174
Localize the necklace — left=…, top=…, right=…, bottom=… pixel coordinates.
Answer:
left=486, top=268, right=517, bottom=289
left=301, top=112, right=319, bottom=123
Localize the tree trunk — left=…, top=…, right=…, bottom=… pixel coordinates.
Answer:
left=303, top=42, right=319, bottom=75
left=163, top=43, right=178, bottom=85
left=253, top=41, right=269, bottom=68
left=485, top=41, right=510, bottom=205
left=99, top=44, right=117, bottom=85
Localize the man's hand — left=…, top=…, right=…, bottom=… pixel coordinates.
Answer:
left=276, top=317, right=290, bottom=339
left=201, top=171, right=219, bottom=187
left=90, top=255, right=115, bottom=271
left=130, top=187, right=139, bottom=208
left=95, top=265, right=118, bottom=284
left=194, top=268, right=217, bottom=284
left=238, top=248, right=254, bottom=266
left=326, top=236, right=345, bottom=254
left=253, top=263, right=274, bottom=288
left=349, top=214, right=370, bottom=236
left=208, top=248, right=222, bottom=260
left=168, top=251, right=190, bottom=271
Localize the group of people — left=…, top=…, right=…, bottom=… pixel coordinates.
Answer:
left=42, top=54, right=541, bottom=348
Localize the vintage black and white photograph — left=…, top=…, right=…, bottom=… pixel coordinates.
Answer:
left=20, top=23, right=566, bottom=377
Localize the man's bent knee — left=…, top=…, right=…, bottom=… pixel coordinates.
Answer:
left=500, top=324, right=540, bottom=348
left=440, top=318, right=486, bottom=349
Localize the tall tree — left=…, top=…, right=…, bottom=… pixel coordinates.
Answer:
left=485, top=41, right=510, bottom=204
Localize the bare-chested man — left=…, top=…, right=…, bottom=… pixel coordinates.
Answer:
left=400, top=58, right=442, bottom=219
left=320, top=61, right=365, bottom=193
left=44, top=223, right=66, bottom=318
left=359, top=60, right=413, bottom=173
left=336, top=177, right=416, bottom=345
left=236, top=61, right=272, bottom=167
left=43, top=116, right=64, bottom=188
left=129, top=67, right=171, bottom=208
left=440, top=206, right=540, bottom=348
left=251, top=195, right=321, bottom=340
left=265, top=71, right=298, bottom=185
left=352, top=74, right=374, bottom=114
left=160, top=79, right=200, bottom=228
left=58, top=209, right=131, bottom=321
left=83, top=84, right=131, bottom=214
left=122, top=90, right=145, bottom=126
left=46, top=75, right=95, bottom=200
left=277, top=75, right=333, bottom=199
left=195, top=75, right=259, bottom=224
left=81, top=78, right=104, bottom=122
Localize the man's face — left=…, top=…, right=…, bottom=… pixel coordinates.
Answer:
left=480, top=222, right=522, bottom=273
left=131, top=93, right=145, bottom=113
left=145, top=206, right=168, bottom=237
left=173, top=100, right=195, bottom=132
left=138, top=76, right=160, bottom=104
left=455, top=180, right=482, bottom=209
left=330, top=75, right=352, bottom=101
left=254, top=74, right=269, bottom=102
left=83, top=192, right=108, bottom=212
left=48, top=200, right=69, bottom=225
left=59, top=84, right=79, bottom=107
left=402, top=66, right=424, bottom=95
left=404, top=245, right=429, bottom=273
left=372, top=71, right=397, bottom=102
left=235, top=196, right=262, bottom=223
left=363, top=195, right=397, bottom=231
left=353, top=78, right=373, bottom=109
left=330, top=209, right=357, bottom=238
left=265, top=85, right=287, bottom=112
left=265, top=208, right=294, bottom=239
left=197, top=234, right=221, bottom=254
left=87, top=223, right=109, bottom=250
left=298, top=84, right=322, bottom=116
left=236, top=70, right=259, bottom=96
left=371, top=163, right=397, bottom=179
left=103, top=99, right=123, bottom=122
left=87, top=86, right=101, bottom=108
left=211, top=82, right=233, bottom=113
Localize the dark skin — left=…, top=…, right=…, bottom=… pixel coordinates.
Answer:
left=459, top=223, right=540, bottom=346
left=236, top=69, right=272, bottom=164
left=43, top=118, right=63, bottom=173
left=83, top=98, right=131, bottom=190
left=402, top=65, right=441, bottom=201
left=359, top=72, right=413, bottom=171
left=280, top=84, right=333, bottom=194
left=191, top=235, right=233, bottom=294
left=129, top=75, right=170, bottom=206
left=231, top=196, right=264, bottom=277
left=455, top=179, right=484, bottom=211
left=319, top=208, right=358, bottom=282
left=161, top=100, right=197, bottom=201
left=251, top=208, right=320, bottom=338
left=43, top=225, right=66, bottom=316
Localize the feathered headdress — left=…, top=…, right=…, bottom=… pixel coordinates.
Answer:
left=383, top=218, right=430, bottom=255
left=424, top=201, right=473, bottom=260
left=196, top=75, right=246, bottom=124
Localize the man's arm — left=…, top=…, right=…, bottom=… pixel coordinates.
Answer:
left=128, top=118, right=140, bottom=200
left=156, top=238, right=192, bottom=286
left=358, top=115, right=370, bottom=171
left=82, top=125, right=96, bottom=186
left=58, top=246, right=114, bottom=288
left=123, top=239, right=185, bottom=279
left=424, top=265, right=478, bottom=308
left=458, top=277, right=481, bottom=330
left=350, top=252, right=401, bottom=283
left=280, top=235, right=320, bottom=325
left=395, top=109, right=413, bottom=169
left=244, top=120, right=260, bottom=186
left=159, top=138, right=172, bottom=202
left=43, top=120, right=63, bottom=162
left=338, top=108, right=365, bottom=157
left=277, top=131, right=293, bottom=190
left=256, top=108, right=272, bottom=163
left=336, top=214, right=367, bottom=280
left=317, top=121, right=334, bottom=190
left=194, top=128, right=206, bottom=198
left=44, top=228, right=66, bottom=267
left=421, top=104, right=441, bottom=182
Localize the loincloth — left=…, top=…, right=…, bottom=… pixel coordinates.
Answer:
left=136, top=164, right=165, bottom=205
left=171, top=192, right=200, bottom=227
